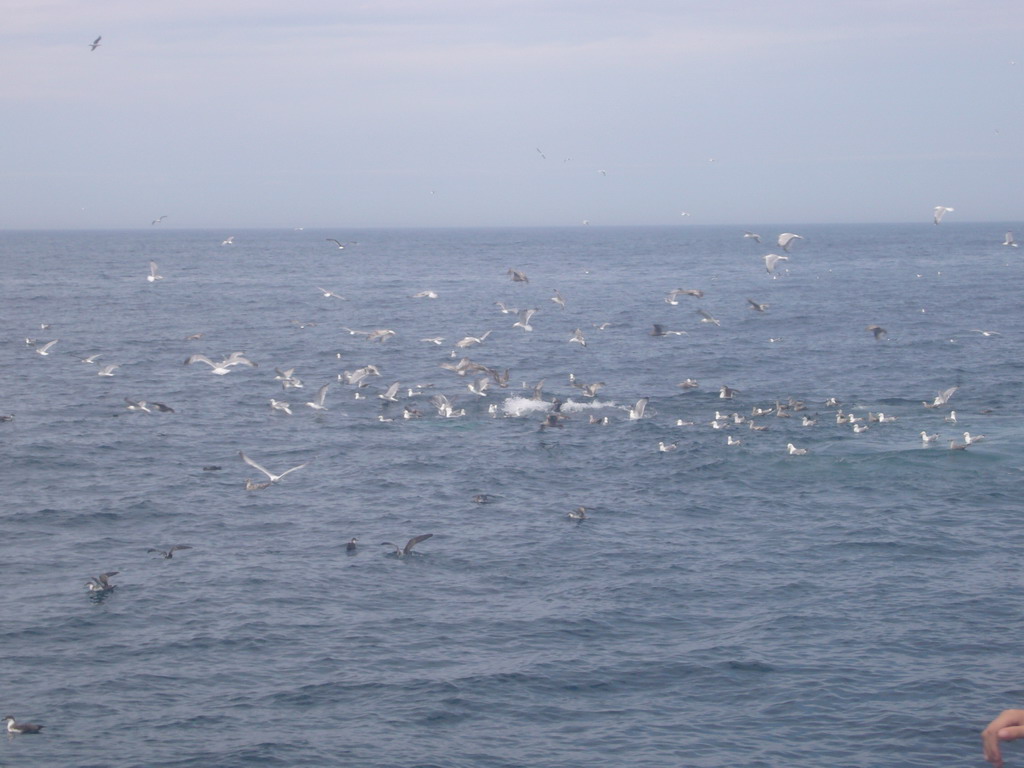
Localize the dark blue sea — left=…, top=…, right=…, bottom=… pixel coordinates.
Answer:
left=2, top=224, right=1022, bottom=767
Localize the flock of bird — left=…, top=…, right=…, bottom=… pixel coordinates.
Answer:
left=6, top=215, right=1006, bottom=736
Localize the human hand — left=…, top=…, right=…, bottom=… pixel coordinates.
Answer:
left=983, top=709, right=1024, bottom=767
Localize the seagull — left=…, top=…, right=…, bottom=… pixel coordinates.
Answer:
left=777, top=233, right=803, bottom=251
left=380, top=533, right=433, bottom=557
left=866, top=325, right=887, bottom=340
left=719, top=385, right=740, bottom=399
left=628, top=397, right=649, bottom=420
left=34, top=339, right=58, bottom=356
left=949, top=438, right=968, bottom=450
left=150, top=402, right=175, bottom=413
left=454, top=331, right=491, bottom=348
left=764, top=254, right=789, bottom=273
left=963, top=431, right=986, bottom=445
left=245, top=478, right=272, bottom=491
left=79, top=353, right=102, bottom=363
left=151, top=215, right=167, bottom=225
left=346, top=537, right=358, bottom=553
left=430, top=393, right=465, bottom=418
left=316, top=287, right=346, bottom=299
left=658, top=441, right=678, bottom=452
left=697, top=308, right=721, bottom=326
left=507, top=268, right=529, bottom=283
left=326, top=239, right=346, bottom=249
left=147, top=545, right=193, bottom=559
left=933, top=206, right=954, bottom=224
left=467, top=377, right=490, bottom=397
left=923, top=386, right=958, bottom=408
left=551, top=290, right=566, bottom=309
left=787, top=443, right=808, bottom=455
left=97, top=364, right=119, bottom=377
left=665, top=288, right=703, bottom=304
left=379, top=381, right=401, bottom=402
left=85, top=572, right=119, bottom=593
left=411, top=290, right=438, bottom=298
left=567, top=506, right=589, bottom=520
left=727, top=435, right=742, bottom=446
left=89, top=35, right=102, bottom=51
left=945, top=410, right=959, bottom=424
left=239, top=451, right=309, bottom=484
left=678, top=378, right=699, bottom=389
left=184, top=352, right=257, bottom=375
left=124, top=398, right=151, bottom=413
left=743, top=232, right=762, bottom=243
left=1003, top=232, right=1018, bottom=247
left=495, top=301, right=519, bottom=314
left=305, top=383, right=330, bottom=411
left=971, top=329, right=1001, bottom=336
left=569, top=328, right=587, bottom=347
left=270, top=399, right=293, bottom=415
left=921, top=431, right=938, bottom=443
left=513, top=308, right=537, bottom=331
left=147, top=261, right=163, bottom=282
left=221, top=236, right=235, bottom=245
left=747, top=298, right=769, bottom=312
left=3, top=716, right=44, bottom=734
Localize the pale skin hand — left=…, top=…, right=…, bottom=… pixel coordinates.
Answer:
left=982, top=709, right=1024, bottom=767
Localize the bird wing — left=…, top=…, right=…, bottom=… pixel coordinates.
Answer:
left=276, top=461, right=309, bottom=480
left=38, top=339, right=58, bottom=353
left=314, top=383, right=329, bottom=406
left=239, top=451, right=275, bottom=480
left=404, top=533, right=434, bottom=554
left=170, top=545, right=193, bottom=553
left=184, top=354, right=216, bottom=368
left=937, top=386, right=958, bottom=404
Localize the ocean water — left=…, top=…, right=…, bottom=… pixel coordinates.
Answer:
left=1, top=223, right=1022, bottom=767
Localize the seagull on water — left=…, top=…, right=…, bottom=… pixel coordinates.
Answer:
left=411, top=290, right=438, bottom=298
left=239, top=451, right=309, bottom=484
left=921, top=431, right=939, bottom=443
left=346, top=537, right=358, bottom=552
left=85, top=572, right=118, bottom=593
left=380, top=533, right=433, bottom=557
left=787, top=443, right=808, bottom=455
left=628, top=397, right=649, bottom=420
left=147, top=545, right=193, bottom=559
left=3, top=716, right=44, bottom=734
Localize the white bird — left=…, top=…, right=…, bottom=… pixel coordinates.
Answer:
left=726, top=435, right=742, bottom=446
left=379, top=381, right=401, bottom=402
left=34, top=339, right=58, bottom=356
left=411, top=290, right=438, bottom=298
left=239, top=451, right=309, bottom=484
left=569, top=328, right=587, bottom=347
left=454, top=331, right=491, bottom=348
left=923, top=386, right=958, bottom=408
left=305, top=383, right=330, bottom=411
left=551, top=290, right=566, bottom=309
left=220, top=236, right=235, bottom=245
left=270, top=399, right=292, bottom=415
left=658, top=441, right=678, bottom=452
left=743, top=232, right=762, bottom=243
left=933, top=206, right=954, bottom=224
left=696, top=308, right=721, bottom=326
left=787, top=443, right=808, bottom=455
left=777, top=233, right=803, bottom=251
left=513, top=308, right=537, bottom=332
left=963, top=431, right=985, bottom=445
left=147, top=261, right=163, bottom=282
left=97, top=364, right=119, bottom=377
left=764, top=254, right=789, bottom=273
left=420, top=336, right=445, bottom=345
left=184, top=352, right=257, bottom=375
left=921, top=431, right=938, bottom=443
left=316, top=287, right=345, bottom=299
left=467, top=377, right=490, bottom=396
left=1003, top=232, right=1018, bottom=247
left=628, top=397, right=649, bottom=420
left=430, top=393, right=465, bottom=418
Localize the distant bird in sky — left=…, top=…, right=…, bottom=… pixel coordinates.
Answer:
left=743, top=232, right=762, bottom=243
left=764, top=254, right=789, bottom=273
left=326, top=239, right=345, bottom=249
left=89, top=36, right=102, bottom=51
left=777, top=233, right=803, bottom=251
left=933, top=206, right=954, bottom=224
left=151, top=215, right=167, bottom=225
left=1003, top=231, right=1018, bottom=247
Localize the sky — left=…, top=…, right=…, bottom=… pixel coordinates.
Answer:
left=2, top=0, right=1022, bottom=229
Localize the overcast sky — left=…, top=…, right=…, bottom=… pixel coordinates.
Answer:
left=3, top=1, right=1022, bottom=229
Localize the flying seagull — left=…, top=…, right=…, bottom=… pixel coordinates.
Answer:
left=1004, top=231, right=1018, bottom=247
left=764, top=254, right=789, bottom=273
left=507, top=268, right=529, bottom=283
left=380, top=533, right=433, bottom=557
left=747, top=298, right=769, bottom=312
left=933, top=206, right=954, bottom=224
left=147, top=261, right=163, bottom=282
left=777, top=233, right=803, bottom=251
left=696, top=308, right=721, bottom=326
left=151, top=215, right=167, bottom=225
left=923, top=386, right=958, bottom=409
left=184, top=351, right=257, bottom=375
left=743, top=232, right=762, bottom=243
left=326, top=239, right=346, bottom=249
left=147, top=545, right=193, bottom=559
left=239, top=451, right=309, bottom=484
left=89, top=36, right=102, bottom=51
left=866, top=325, right=887, bottom=340
left=305, top=383, right=330, bottom=411
left=34, top=339, right=59, bottom=356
